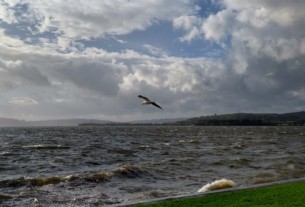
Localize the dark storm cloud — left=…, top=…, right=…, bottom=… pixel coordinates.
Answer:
left=56, top=60, right=123, bottom=96
left=0, top=57, right=50, bottom=90
left=11, top=64, right=51, bottom=86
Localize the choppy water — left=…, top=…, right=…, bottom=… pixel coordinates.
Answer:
left=0, top=126, right=305, bottom=206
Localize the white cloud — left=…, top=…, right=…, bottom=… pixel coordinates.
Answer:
left=201, top=10, right=234, bottom=42
left=9, top=97, right=38, bottom=105
left=0, top=0, right=19, bottom=24
left=53, top=98, right=66, bottom=103
left=173, top=15, right=202, bottom=42
left=0, top=29, right=225, bottom=119
left=0, top=0, right=195, bottom=40
left=143, top=44, right=168, bottom=57
left=222, top=0, right=305, bottom=27
left=175, top=0, right=305, bottom=112
left=0, top=0, right=305, bottom=120
left=175, top=0, right=305, bottom=73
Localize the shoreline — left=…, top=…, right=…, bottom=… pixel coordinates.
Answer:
left=119, top=177, right=305, bottom=206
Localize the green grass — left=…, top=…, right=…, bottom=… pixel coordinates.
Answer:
left=132, top=180, right=305, bottom=207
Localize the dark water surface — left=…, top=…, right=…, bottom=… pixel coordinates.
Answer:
left=1, top=126, right=305, bottom=206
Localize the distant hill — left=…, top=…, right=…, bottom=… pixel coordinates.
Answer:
left=0, top=118, right=110, bottom=127
left=28, top=119, right=111, bottom=127
left=131, top=118, right=187, bottom=124
left=0, top=117, right=28, bottom=127
left=79, top=118, right=187, bottom=126
left=173, top=111, right=305, bottom=126
left=1, top=111, right=304, bottom=127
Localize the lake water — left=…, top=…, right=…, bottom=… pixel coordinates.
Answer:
left=1, top=126, right=305, bottom=206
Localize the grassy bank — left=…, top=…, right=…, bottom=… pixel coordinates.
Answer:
left=132, top=180, right=305, bottom=207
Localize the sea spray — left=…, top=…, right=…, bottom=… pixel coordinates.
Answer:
left=198, top=179, right=236, bottom=192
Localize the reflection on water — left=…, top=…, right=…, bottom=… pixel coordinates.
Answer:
left=0, top=126, right=305, bottom=206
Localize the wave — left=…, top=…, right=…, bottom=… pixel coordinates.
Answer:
left=83, top=172, right=111, bottom=182
left=0, top=176, right=61, bottom=188
left=21, top=144, right=70, bottom=150
left=197, top=179, right=237, bottom=192
left=114, top=164, right=146, bottom=178
left=0, top=193, right=13, bottom=200
left=0, top=164, right=147, bottom=188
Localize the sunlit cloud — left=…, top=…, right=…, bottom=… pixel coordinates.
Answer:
left=0, top=0, right=304, bottom=121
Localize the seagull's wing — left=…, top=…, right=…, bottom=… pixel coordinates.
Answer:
left=138, top=95, right=150, bottom=101
left=151, top=102, right=163, bottom=110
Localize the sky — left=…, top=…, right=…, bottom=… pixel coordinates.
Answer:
left=0, top=0, right=305, bottom=121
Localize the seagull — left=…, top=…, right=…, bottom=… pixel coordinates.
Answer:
left=138, top=95, right=163, bottom=110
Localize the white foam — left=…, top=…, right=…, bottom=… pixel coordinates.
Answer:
left=198, top=179, right=236, bottom=192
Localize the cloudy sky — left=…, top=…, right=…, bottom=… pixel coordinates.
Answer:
left=0, top=0, right=305, bottom=121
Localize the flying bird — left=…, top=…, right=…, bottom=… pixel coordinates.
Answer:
left=138, top=95, right=163, bottom=110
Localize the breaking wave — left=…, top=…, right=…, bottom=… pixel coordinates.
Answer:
left=1, top=126, right=305, bottom=206
left=197, top=179, right=237, bottom=192
left=0, top=164, right=147, bottom=188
